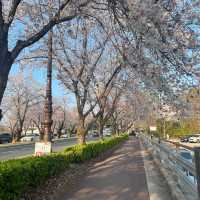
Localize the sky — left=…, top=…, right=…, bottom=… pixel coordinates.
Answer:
left=5, top=8, right=76, bottom=108
left=9, top=63, right=76, bottom=108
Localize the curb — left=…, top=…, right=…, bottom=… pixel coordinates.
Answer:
left=0, top=137, right=77, bottom=148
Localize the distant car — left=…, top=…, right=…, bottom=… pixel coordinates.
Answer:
left=20, top=134, right=40, bottom=142
left=0, top=133, right=12, bottom=144
left=92, top=130, right=99, bottom=137
left=103, top=128, right=112, bottom=137
left=188, top=134, right=200, bottom=143
left=180, top=135, right=192, bottom=143
left=60, top=134, right=68, bottom=138
left=92, top=133, right=99, bottom=137
left=53, top=134, right=58, bottom=138
left=129, top=130, right=136, bottom=136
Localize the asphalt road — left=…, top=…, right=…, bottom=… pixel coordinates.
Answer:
left=0, top=137, right=98, bottom=161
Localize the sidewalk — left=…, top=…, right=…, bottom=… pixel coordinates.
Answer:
left=58, top=138, right=150, bottom=200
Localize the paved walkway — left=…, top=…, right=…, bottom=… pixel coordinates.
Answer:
left=61, top=138, right=150, bottom=200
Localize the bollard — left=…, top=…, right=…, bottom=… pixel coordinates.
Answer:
left=194, top=147, right=200, bottom=199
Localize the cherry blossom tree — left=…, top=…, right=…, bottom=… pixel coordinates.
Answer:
left=1, top=73, right=43, bottom=141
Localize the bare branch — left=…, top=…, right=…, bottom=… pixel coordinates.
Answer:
left=0, top=0, right=4, bottom=27
left=7, top=0, right=21, bottom=25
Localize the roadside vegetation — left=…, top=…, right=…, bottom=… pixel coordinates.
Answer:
left=0, top=134, right=128, bottom=200
left=155, top=119, right=200, bottom=138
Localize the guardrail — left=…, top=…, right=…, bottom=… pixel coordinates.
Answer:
left=141, top=135, right=200, bottom=200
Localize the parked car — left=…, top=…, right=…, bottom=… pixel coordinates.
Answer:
left=103, top=128, right=112, bottom=137
left=129, top=130, right=136, bottom=136
left=20, top=133, right=40, bottom=142
left=180, top=135, right=193, bottom=143
left=60, top=134, right=68, bottom=138
left=188, top=134, right=200, bottom=143
left=0, top=133, right=12, bottom=144
left=92, top=130, right=99, bottom=137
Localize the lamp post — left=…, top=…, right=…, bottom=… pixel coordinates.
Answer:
left=42, top=1, right=53, bottom=143
left=34, top=1, right=53, bottom=155
left=42, top=31, right=53, bottom=142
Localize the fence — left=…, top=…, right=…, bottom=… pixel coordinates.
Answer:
left=141, top=135, right=200, bottom=200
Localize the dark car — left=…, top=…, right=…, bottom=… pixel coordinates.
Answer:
left=0, top=133, right=12, bottom=144
left=129, top=130, right=136, bottom=136
left=180, top=135, right=192, bottom=143
left=92, top=131, right=99, bottom=137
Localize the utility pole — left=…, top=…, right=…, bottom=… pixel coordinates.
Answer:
left=42, top=1, right=53, bottom=143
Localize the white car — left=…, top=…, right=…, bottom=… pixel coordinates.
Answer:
left=188, top=134, right=200, bottom=143
left=60, top=134, right=68, bottom=138
left=103, top=128, right=112, bottom=136
left=20, top=134, right=40, bottom=142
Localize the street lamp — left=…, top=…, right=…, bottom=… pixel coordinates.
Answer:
left=35, top=1, right=53, bottom=156
left=42, top=2, right=53, bottom=143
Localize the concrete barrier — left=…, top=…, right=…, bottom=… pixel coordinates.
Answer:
left=141, top=135, right=199, bottom=200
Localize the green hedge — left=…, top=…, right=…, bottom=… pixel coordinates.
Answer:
left=0, top=134, right=128, bottom=200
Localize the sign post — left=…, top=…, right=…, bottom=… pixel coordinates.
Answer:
left=35, top=142, right=52, bottom=156
left=149, top=126, right=157, bottom=131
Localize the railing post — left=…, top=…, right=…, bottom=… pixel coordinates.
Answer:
left=194, top=147, right=200, bottom=198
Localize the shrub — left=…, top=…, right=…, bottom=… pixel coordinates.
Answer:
left=0, top=134, right=128, bottom=200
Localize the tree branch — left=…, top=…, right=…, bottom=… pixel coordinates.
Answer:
left=11, top=14, right=76, bottom=61
left=10, top=0, right=94, bottom=61
left=7, top=0, right=21, bottom=25
left=0, top=0, right=4, bottom=27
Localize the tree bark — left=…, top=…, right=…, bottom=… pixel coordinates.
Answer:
left=77, top=118, right=86, bottom=145
left=14, top=127, right=22, bottom=141
left=98, top=115, right=104, bottom=140
left=57, top=125, right=63, bottom=138
left=39, top=128, right=44, bottom=141
left=0, top=58, right=12, bottom=106
left=78, top=134, right=86, bottom=145
left=112, top=118, right=117, bottom=135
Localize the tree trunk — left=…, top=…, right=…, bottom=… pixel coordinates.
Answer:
left=98, top=116, right=104, bottom=140
left=39, top=128, right=44, bottom=141
left=117, top=127, right=120, bottom=135
left=77, top=118, right=86, bottom=145
left=0, top=59, right=12, bottom=108
left=57, top=127, right=62, bottom=138
left=113, top=120, right=117, bottom=135
left=78, top=134, right=86, bottom=145
left=11, top=131, right=15, bottom=142
left=15, top=127, right=22, bottom=141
